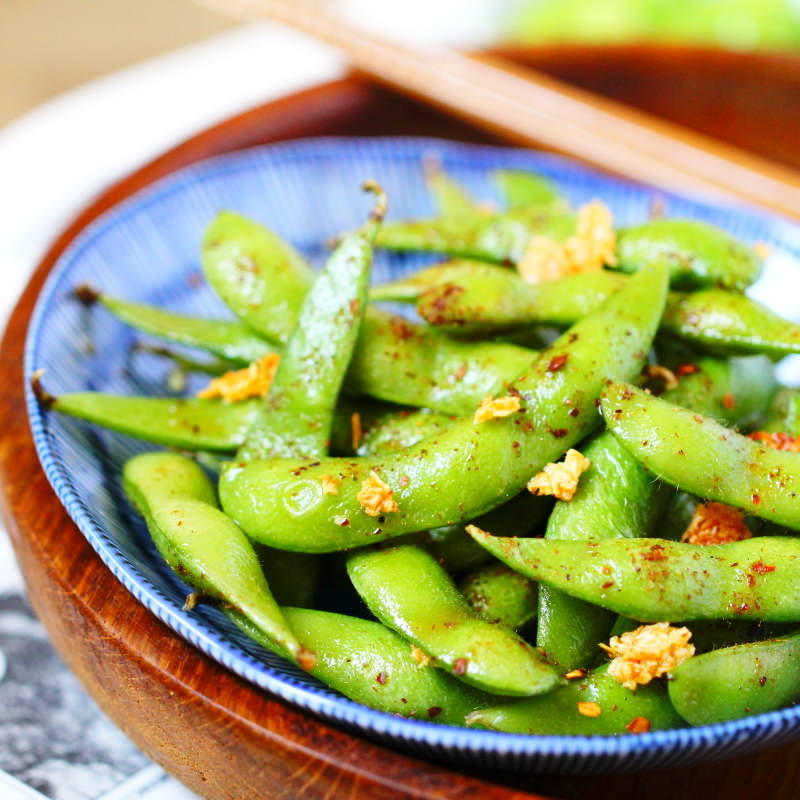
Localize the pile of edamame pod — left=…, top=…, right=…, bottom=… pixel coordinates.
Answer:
left=35, top=165, right=800, bottom=736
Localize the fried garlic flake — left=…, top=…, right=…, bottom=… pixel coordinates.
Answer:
left=197, top=353, right=280, bottom=403
left=602, top=622, right=694, bottom=691
left=527, top=449, right=591, bottom=502
left=357, top=470, right=399, bottom=517
left=320, top=474, right=340, bottom=496
left=473, top=394, right=521, bottom=424
left=410, top=646, right=432, bottom=668
left=577, top=701, right=602, bottom=718
left=681, top=502, right=752, bottom=546
left=517, top=236, right=571, bottom=284
left=516, top=200, right=616, bottom=284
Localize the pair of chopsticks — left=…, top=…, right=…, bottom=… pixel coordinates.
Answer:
left=197, top=0, right=800, bottom=220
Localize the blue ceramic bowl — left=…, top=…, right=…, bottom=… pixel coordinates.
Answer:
left=25, top=137, right=800, bottom=774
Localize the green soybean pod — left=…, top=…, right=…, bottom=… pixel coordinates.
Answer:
left=668, top=631, right=800, bottom=725
left=43, top=391, right=260, bottom=451
left=219, top=263, right=668, bottom=552
left=122, top=451, right=307, bottom=664
left=233, top=606, right=493, bottom=724
left=426, top=164, right=481, bottom=220
left=468, top=531, right=800, bottom=622
left=239, top=186, right=383, bottom=461
left=493, top=169, right=569, bottom=213
left=356, top=407, right=456, bottom=456
left=374, top=207, right=576, bottom=264
left=405, top=261, right=800, bottom=358
left=81, top=288, right=274, bottom=365
left=616, top=219, right=762, bottom=291
left=600, top=382, right=800, bottom=529
left=458, top=563, right=538, bottom=630
left=763, top=388, right=800, bottom=435
left=202, top=211, right=313, bottom=345
left=467, top=664, right=683, bottom=734
left=346, top=544, right=561, bottom=697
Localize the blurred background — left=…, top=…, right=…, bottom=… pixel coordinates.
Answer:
left=4, top=0, right=800, bottom=128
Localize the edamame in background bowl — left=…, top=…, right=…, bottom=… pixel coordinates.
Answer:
left=24, top=137, right=800, bottom=773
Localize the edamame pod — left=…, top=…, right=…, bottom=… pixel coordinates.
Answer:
left=202, top=211, right=313, bottom=345
left=763, top=388, right=800, bottom=435
left=374, top=207, right=575, bottom=264
left=493, top=169, right=569, bottom=213
left=426, top=164, right=481, bottom=220
left=600, top=382, right=800, bottom=529
left=668, top=631, right=800, bottom=725
left=356, top=407, right=456, bottom=456
left=376, top=210, right=759, bottom=290
left=398, top=261, right=798, bottom=358
left=239, top=185, right=383, bottom=460
left=219, top=264, right=668, bottom=552
left=45, top=392, right=260, bottom=451
left=459, top=563, right=537, bottom=630
left=468, top=531, right=800, bottom=622
left=346, top=544, right=560, bottom=696
left=235, top=606, right=493, bottom=724
left=467, top=664, right=683, bottom=734
left=81, top=288, right=273, bottom=365
left=616, top=219, right=762, bottom=291
left=122, top=452, right=307, bottom=663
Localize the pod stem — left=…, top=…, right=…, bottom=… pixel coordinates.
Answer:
left=30, top=370, right=56, bottom=410
left=73, top=284, right=100, bottom=306
left=362, top=180, right=388, bottom=225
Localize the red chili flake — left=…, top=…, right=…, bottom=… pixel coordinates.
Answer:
left=376, top=672, right=387, bottom=685
left=642, top=544, right=668, bottom=561
left=547, top=354, right=568, bottom=372
left=752, top=493, right=761, bottom=506
left=747, top=574, right=757, bottom=588
left=569, top=408, right=580, bottom=417
left=399, top=475, right=411, bottom=487
left=759, top=676, right=768, bottom=687
left=749, top=431, right=800, bottom=452
left=427, top=706, right=443, bottom=719
left=349, top=298, right=361, bottom=315
left=453, top=658, right=469, bottom=675
left=751, top=561, right=776, bottom=575
left=675, top=364, right=699, bottom=377
left=722, top=393, right=736, bottom=410
left=601, top=581, right=614, bottom=589
left=732, top=602, right=750, bottom=615
left=390, top=319, right=415, bottom=340
left=626, top=717, right=651, bottom=734
left=549, top=428, right=569, bottom=438
left=453, top=363, right=468, bottom=381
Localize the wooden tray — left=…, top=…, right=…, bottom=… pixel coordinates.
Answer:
left=4, top=45, right=800, bottom=800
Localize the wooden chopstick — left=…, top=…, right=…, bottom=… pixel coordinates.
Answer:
left=197, top=0, right=800, bottom=220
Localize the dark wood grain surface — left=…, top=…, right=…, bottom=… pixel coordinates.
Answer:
left=3, top=46, right=800, bottom=800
